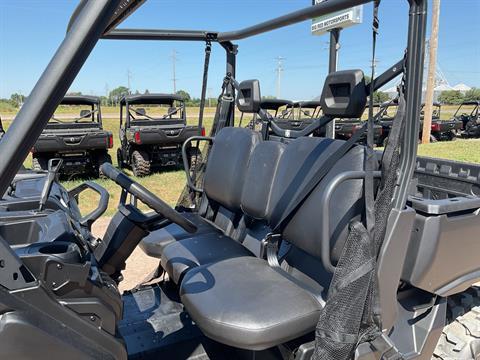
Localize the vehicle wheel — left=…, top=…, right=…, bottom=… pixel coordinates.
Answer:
left=187, top=147, right=203, bottom=172
left=131, top=150, right=150, bottom=177
left=97, top=152, right=113, bottom=178
left=117, top=148, right=124, bottom=169
left=447, top=132, right=457, bottom=141
left=433, top=286, right=480, bottom=359
left=32, top=156, right=48, bottom=171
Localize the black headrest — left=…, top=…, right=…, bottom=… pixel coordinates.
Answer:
left=236, top=80, right=261, bottom=113
left=135, top=108, right=146, bottom=116
left=320, top=69, right=367, bottom=119
left=80, top=109, right=91, bottom=118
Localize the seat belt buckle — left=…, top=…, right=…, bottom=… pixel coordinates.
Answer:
left=260, top=232, right=282, bottom=263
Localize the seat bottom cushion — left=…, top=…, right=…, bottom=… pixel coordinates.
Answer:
left=139, top=212, right=220, bottom=258
left=180, top=257, right=322, bottom=351
left=161, top=234, right=254, bottom=284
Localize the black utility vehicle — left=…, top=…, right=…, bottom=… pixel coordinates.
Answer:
left=31, top=96, right=113, bottom=177
left=117, top=94, right=203, bottom=176
left=1, top=1, right=480, bottom=360
left=454, top=100, right=480, bottom=137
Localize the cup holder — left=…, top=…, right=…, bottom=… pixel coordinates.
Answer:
left=25, top=242, right=82, bottom=264
left=38, top=243, right=70, bottom=255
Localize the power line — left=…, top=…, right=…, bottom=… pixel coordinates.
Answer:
left=275, top=56, right=286, bottom=99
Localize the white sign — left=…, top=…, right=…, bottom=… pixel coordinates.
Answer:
left=311, top=0, right=363, bottom=35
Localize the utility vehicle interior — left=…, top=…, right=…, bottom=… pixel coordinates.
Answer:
left=273, top=100, right=323, bottom=134
left=0, top=1, right=479, bottom=360
left=117, top=94, right=203, bottom=176
left=240, top=99, right=293, bottom=130
left=31, top=95, right=113, bottom=177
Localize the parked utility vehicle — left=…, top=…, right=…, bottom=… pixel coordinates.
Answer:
left=0, top=1, right=479, bottom=360
left=31, top=95, right=113, bottom=177
left=454, top=100, right=480, bottom=137
left=378, top=101, right=461, bottom=145
left=117, top=94, right=203, bottom=176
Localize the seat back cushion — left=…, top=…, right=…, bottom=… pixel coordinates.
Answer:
left=204, top=127, right=261, bottom=212
left=269, top=137, right=367, bottom=263
left=241, top=141, right=286, bottom=220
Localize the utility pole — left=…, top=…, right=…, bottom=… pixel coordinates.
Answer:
left=171, top=49, right=178, bottom=93
left=275, top=56, right=285, bottom=99
left=325, top=28, right=341, bottom=138
left=104, top=83, right=109, bottom=106
left=422, top=0, right=441, bottom=144
left=127, top=69, right=132, bottom=94
left=370, top=59, right=379, bottom=79
left=207, top=87, right=212, bottom=108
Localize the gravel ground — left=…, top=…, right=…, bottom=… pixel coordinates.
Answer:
left=92, top=217, right=159, bottom=293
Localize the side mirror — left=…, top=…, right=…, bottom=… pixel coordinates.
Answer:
left=236, top=80, right=261, bottom=113
left=320, top=69, right=367, bottom=119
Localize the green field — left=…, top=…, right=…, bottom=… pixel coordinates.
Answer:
left=2, top=108, right=479, bottom=217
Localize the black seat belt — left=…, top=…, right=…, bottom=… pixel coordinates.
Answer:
left=198, top=39, right=211, bottom=132
left=265, top=121, right=369, bottom=267
left=211, top=74, right=235, bottom=135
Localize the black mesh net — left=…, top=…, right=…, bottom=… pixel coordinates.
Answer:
left=313, top=221, right=376, bottom=359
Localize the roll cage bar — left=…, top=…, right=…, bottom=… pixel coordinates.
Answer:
left=0, top=0, right=427, bottom=290
left=119, top=93, right=186, bottom=128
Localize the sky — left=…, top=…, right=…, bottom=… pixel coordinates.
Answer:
left=0, top=0, right=479, bottom=101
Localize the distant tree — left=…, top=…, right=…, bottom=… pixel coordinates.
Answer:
left=99, top=96, right=109, bottom=106
left=66, top=91, right=82, bottom=96
left=109, top=86, right=129, bottom=106
left=262, top=95, right=277, bottom=100
left=134, top=90, right=140, bottom=95
left=373, top=91, right=390, bottom=104
left=10, top=93, right=25, bottom=107
left=464, top=88, right=480, bottom=102
left=176, top=90, right=191, bottom=102
left=144, top=89, right=150, bottom=94
left=438, top=90, right=465, bottom=105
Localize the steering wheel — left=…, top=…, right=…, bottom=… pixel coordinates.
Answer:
left=100, top=163, right=197, bottom=233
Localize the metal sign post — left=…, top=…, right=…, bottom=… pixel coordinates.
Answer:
left=325, top=28, right=341, bottom=138
left=312, top=0, right=363, bottom=138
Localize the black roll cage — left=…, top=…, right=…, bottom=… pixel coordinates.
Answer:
left=119, top=94, right=187, bottom=129
left=50, top=96, right=103, bottom=125
left=0, top=0, right=427, bottom=293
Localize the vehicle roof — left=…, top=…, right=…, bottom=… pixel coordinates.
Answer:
left=260, top=99, right=293, bottom=110
left=120, top=93, right=184, bottom=105
left=461, top=100, right=480, bottom=106
left=294, top=100, right=322, bottom=108
left=61, top=95, right=100, bottom=105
